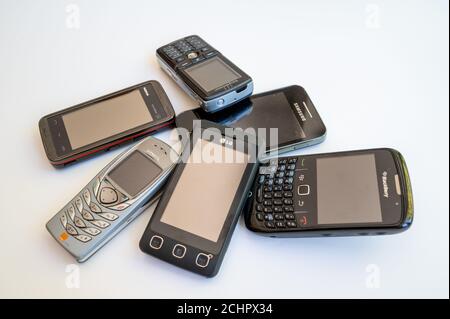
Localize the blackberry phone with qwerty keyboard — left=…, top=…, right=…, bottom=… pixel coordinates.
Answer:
left=46, top=136, right=179, bottom=262
left=157, top=35, right=253, bottom=113
left=244, top=148, right=414, bottom=237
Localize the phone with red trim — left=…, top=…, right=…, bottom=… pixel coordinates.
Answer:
left=39, top=80, right=175, bottom=166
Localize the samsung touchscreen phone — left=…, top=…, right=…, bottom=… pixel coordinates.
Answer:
left=176, top=85, right=326, bottom=155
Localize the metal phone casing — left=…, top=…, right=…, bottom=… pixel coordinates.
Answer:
left=46, top=136, right=178, bottom=262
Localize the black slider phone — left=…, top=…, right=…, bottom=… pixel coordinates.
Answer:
left=140, top=120, right=259, bottom=277
left=245, top=148, right=414, bottom=237
left=39, top=80, right=175, bottom=166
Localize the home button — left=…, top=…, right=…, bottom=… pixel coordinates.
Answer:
left=172, top=244, right=186, bottom=259
left=196, top=253, right=211, bottom=268
left=149, top=235, right=163, bottom=249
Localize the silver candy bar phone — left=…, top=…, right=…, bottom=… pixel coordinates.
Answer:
left=46, top=136, right=179, bottom=262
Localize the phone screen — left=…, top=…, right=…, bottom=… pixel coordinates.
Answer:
left=107, top=151, right=162, bottom=197
left=184, top=57, right=241, bottom=92
left=188, top=90, right=308, bottom=149
left=230, top=92, right=306, bottom=146
left=61, top=90, right=152, bottom=150
left=316, top=154, right=383, bottom=224
left=160, top=138, right=249, bottom=242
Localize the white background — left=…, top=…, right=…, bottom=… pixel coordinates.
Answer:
left=0, top=0, right=448, bottom=298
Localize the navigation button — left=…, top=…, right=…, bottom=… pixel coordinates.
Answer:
left=172, top=244, right=187, bottom=259
left=187, top=52, right=198, bottom=59
left=149, top=235, right=163, bottom=249
left=297, top=185, right=310, bottom=196
left=196, top=253, right=211, bottom=268
left=99, top=187, right=118, bottom=204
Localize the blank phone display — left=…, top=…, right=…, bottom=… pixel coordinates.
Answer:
left=160, top=139, right=249, bottom=242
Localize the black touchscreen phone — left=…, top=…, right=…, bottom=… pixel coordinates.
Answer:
left=176, top=85, right=326, bottom=156
left=140, top=120, right=259, bottom=277
left=39, top=80, right=175, bottom=166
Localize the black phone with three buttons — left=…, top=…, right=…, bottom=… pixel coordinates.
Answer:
left=244, top=149, right=414, bottom=237
left=156, top=35, right=253, bottom=113
left=139, top=121, right=258, bottom=277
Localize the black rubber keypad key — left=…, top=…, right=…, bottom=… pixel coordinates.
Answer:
left=253, top=157, right=300, bottom=230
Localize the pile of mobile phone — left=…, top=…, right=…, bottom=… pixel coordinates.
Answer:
left=40, top=35, right=414, bottom=277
